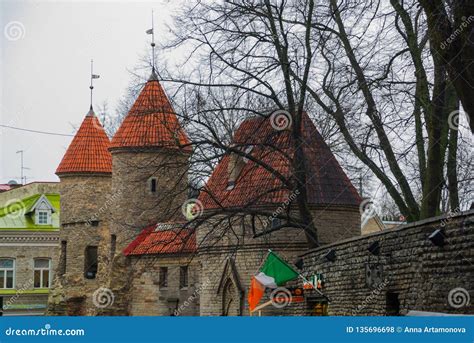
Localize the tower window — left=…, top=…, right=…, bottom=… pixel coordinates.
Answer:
left=150, top=178, right=157, bottom=193
left=34, top=258, right=51, bottom=288
left=0, top=259, right=15, bottom=289
left=159, top=267, right=168, bottom=287
left=180, top=266, right=188, bottom=289
left=84, top=246, right=98, bottom=279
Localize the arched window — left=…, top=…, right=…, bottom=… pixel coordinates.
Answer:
left=34, top=258, right=51, bottom=288
left=222, top=279, right=239, bottom=316
left=0, top=259, right=15, bottom=289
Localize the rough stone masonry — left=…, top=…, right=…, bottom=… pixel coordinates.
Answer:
left=299, top=209, right=473, bottom=316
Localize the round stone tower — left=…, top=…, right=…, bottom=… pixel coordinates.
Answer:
left=103, top=69, right=191, bottom=314
left=109, top=69, right=191, bottom=250
left=48, top=107, right=112, bottom=315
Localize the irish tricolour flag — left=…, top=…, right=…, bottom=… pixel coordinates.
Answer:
left=248, top=251, right=299, bottom=311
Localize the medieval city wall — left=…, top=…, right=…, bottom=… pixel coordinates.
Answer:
left=301, top=209, right=474, bottom=315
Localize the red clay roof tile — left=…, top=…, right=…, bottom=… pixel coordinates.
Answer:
left=123, top=222, right=196, bottom=256
left=56, top=109, right=112, bottom=175
left=110, top=76, right=191, bottom=151
left=198, top=112, right=361, bottom=210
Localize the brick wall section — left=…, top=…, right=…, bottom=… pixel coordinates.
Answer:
left=301, top=210, right=474, bottom=315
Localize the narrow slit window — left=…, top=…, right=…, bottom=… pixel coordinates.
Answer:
left=180, top=266, right=188, bottom=288
left=159, top=267, right=168, bottom=287
left=150, top=178, right=157, bottom=193
left=84, top=246, right=98, bottom=279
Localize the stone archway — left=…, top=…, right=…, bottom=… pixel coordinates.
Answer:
left=217, top=258, right=244, bottom=316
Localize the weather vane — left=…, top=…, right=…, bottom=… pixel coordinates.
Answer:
left=89, top=59, right=100, bottom=110
left=146, top=10, right=156, bottom=71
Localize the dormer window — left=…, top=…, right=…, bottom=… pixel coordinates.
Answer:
left=242, top=145, right=253, bottom=163
left=29, top=194, right=55, bottom=226
left=227, top=145, right=253, bottom=188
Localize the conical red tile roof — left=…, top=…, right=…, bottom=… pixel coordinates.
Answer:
left=198, top=112, right=361, bottom=210
left=56, top=108, right=112, bottom=175
left=110, top=72, right=191, bottom=151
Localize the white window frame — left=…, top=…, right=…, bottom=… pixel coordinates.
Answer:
left=36, top=209, right=51, bottom=225
left=0, top=258, right=15, bottom=289
left=33, top=258, right=51, bottom=288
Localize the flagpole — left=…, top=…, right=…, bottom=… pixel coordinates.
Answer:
left=151, top=9, right=155, bottom=71
left=90, top=59, right=93, bottom=109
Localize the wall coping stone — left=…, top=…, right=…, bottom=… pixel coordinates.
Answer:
left=301, top=209, right=474, bottom=257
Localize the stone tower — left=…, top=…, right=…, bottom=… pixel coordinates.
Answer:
left=196, top=112, right=362, bottom=316
left=102, top=69, right=192, bottom=314
left=48, top=107, right=112, bottom=315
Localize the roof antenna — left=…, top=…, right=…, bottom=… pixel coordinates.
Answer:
left=89, top=59, right=100, bottom=112
left=146, top=10, right=157, bottom=79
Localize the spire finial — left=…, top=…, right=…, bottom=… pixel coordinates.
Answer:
left=146, top=10, right=156, bottom=72
left=89, top=59, right=100, bottom=111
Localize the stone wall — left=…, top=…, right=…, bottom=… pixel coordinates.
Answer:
left=128, top=255, right=200, bottom=316
left=109, top=149, right=190, bottom=251
left=48, top=174, right=112, bottom=315
left=197, top=206, right=360, bottom=316
left=301, top=209, right=474, bottom=315
left=101, top=148, right=190, bottom=315
left=0, top=182, right=60, bottom=207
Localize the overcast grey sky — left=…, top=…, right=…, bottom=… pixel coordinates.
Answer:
left=0, top=0, right=182, bottom=184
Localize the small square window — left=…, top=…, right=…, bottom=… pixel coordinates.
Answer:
left=37, top=211, right=49, bottom=225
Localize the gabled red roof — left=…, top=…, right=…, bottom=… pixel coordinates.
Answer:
left=56, top=108, right=112, bottom=175
left=198, top=112, right=361, bottom=210
left=124, top=222, right=196, bottom=256
left=110, top=72, right=191, bottom=152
